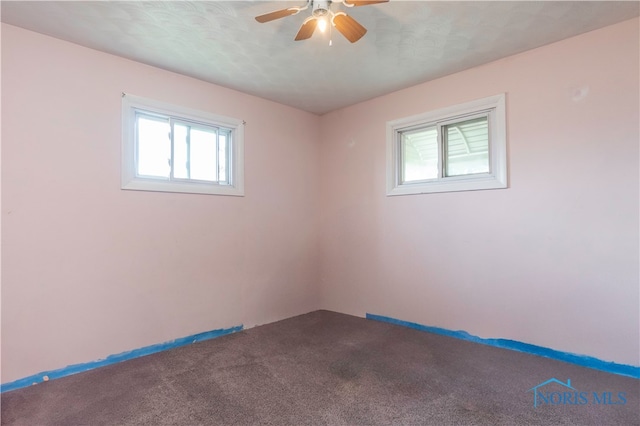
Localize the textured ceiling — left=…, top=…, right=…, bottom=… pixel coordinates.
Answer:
left=2, top=1, right=638, bottom=115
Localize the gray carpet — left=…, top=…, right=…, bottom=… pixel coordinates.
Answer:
left=1, top=310, right=639, bottom=425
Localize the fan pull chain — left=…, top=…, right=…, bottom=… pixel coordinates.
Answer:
left=329, top=18, right=333, bottom=46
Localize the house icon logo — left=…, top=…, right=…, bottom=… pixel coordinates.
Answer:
left=528, top=378, right=627, bottom=408
left=528, top=378, right=575, bottom=408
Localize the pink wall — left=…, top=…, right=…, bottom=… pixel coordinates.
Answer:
left=1, top=24, right=321, bottom=383
left=319, top=18, right=639, bottom=366
left=2, top=18, right=639, bottom=384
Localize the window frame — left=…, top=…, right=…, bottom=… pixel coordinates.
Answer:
left=122, top=94, right=244, bottom=196
left=386, top=94, right=507, bottom=196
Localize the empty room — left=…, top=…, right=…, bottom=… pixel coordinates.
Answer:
left=1, top=1, right=639, bottom=425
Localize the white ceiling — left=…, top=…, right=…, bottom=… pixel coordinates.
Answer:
left=2, top=1, right=638, bottom=115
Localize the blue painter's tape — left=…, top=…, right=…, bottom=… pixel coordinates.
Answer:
left=1, top=324, right=243, bottom=393
left=366, top=313, right=639, bottom=379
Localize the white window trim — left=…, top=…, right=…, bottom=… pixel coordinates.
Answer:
left=386, top=94, right=507, bottom=196
left=122, top=94, right=245, bottom=196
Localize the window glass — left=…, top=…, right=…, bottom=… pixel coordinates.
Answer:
left=444, top=116, right=489, bottom=177
left=218, top=131, right=229, bottom=184
left=136, top=114, right=170, bottom=178
left=401, top=126, right=438, bottom=183
left=136, top=117, right=225, bottom=183
left=190, top=128, right=217, bottom=182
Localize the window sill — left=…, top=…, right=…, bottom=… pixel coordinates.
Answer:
left=387, top=173, right=507, bottom=196
left=122, top=178, right=244, bottom=196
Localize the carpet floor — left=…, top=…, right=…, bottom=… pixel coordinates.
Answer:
left=1, top=310, right=638, bottom=425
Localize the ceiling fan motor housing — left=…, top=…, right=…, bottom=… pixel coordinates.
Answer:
left=312, top=0, right=331, bottom=17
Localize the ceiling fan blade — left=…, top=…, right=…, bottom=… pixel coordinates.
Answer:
left=344, top=0, right=389, bottom=6
left=255, top=7, right=300, bottom=23
left=295, top=17, right=318, bottom=41
left=332, top=13, right=367, bottom=43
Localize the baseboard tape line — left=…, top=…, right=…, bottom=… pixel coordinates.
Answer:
left=366, top=313, right=640, bottom=380
left=1, top=324, right=243, bottom=393
left=4, top=314, right=637, bottom=394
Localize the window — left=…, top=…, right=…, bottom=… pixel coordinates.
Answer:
left=386, top=94, right=507, bottom=195
left=122, top=94, right=244, bottom=196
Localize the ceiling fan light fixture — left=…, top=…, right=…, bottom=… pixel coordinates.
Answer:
left=318, top=17, right=328, bottom=32
left=255, top=0, right=389, bottom=43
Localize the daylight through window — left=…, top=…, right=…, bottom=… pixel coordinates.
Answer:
left=387, top=94, right=507, bottom=195
left=122, top=94, right=244, bottom=196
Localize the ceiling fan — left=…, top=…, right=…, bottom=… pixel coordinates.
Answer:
left=255, top=0, right=389, bottom=43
